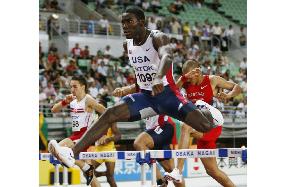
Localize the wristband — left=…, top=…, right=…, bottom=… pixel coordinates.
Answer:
left=181, top=75, right=187, bottom=82
left=61, top=99, right=68, bottom=106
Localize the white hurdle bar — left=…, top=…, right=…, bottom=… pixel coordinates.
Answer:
left=39, top=148, right=247, bottom=186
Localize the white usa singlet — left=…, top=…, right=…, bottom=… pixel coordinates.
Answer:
left=69, top=95, right=96, bottom=132
left=126, top=30, right=174, bottom=91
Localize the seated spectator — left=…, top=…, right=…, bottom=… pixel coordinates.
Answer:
left=66, top=59, right=78, bottom=75
left=43, top=82, right=57, bottom=98
left=39, top=85, right=47, bottom=102
left=48, top=43, right=58, bottom=53
left=47, top=50, right=59, bottom=70
left=103, top=45, right=112, bottom=58
left=71, top=43, right=82, bottom=59
left=59, top=54, right=69, bottom=69
left=80, top=45, right=90, bottom=59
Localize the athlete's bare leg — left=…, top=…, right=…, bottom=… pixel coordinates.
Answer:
left=93, top=162, right=117, bottom=187
left=159, top=159, right=185, bottom=187
left=201, top=157, right=235, bottom=187
left=104, top=162, right=117, bottom=187
left=72, top=102, right=131, bottom=157
left=133, top=132, right=154, bottom=151
left=90, top=177, right=101, bottom=187
left=184, top=108, right=214, bottom=133
left=176, top=124, right=191, bottom=174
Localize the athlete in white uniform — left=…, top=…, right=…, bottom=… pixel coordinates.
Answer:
left=48, top=75, right=105, bottom=186
left=48, top=6, right=223, bottom=168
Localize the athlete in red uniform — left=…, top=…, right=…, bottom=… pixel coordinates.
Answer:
left=165, top=59, right=242, bottom=187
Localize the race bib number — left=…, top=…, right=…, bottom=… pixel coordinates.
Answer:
left=154, top=126, right=163, bottom=134
left=72, top=120, right=81, bottom=131
left=136, top=72, right=156, bottom=83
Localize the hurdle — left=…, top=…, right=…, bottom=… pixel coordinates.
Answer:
left=39, top=148, right=247, bottom=186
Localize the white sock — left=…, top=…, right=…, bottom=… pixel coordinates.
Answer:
left=82, top=163, right=90, bottom=172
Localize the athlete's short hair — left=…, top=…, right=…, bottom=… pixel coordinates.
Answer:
left=182, top=59, right=200, bottom=74
left=71, top=75, right=88, bottom=93
left=125, top=6, right=145, bottom=21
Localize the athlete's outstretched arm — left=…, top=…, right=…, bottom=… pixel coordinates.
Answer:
left=112, top=83, right=137, bottom=97
left=210, top=75, right=242, bottom=102
left=152, top=33, right=173, bottom=96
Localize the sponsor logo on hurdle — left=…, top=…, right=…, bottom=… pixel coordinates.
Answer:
left=125, top=151, right=138, bottom=160
left=228, top=149, right=242, bottom=157
left=175, top=149, right=217, bottom=158
left=80, top=152, right=115, bottom=159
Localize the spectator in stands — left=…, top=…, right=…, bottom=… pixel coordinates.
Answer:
left=118, top=50, right=129, bottom=67
left=71, top=43, right=82, bottom=59
left=114, top=69, right=127, bottom=87
left=212, top=21, right=222, bottom=47
left=240, top=57, right=247, bottom=70
left=192, top=21, right=201, bottom=44
left=168, top=3, right=178, bottom=14
left=66, top=59, right=79, bottom=75
left=156, top=19, right=163, bottom=31
left=59, top=54, right=69, bottom=70
left=50, top=0, right=61, bottom=11
left=147, top=16, right=157, bottom=30
left=47, top=50, right=59, bottom=70
left=201, top=24, right=211, bottom=51
left=98, top=16, right=109, bottom=35
left=170, top=17, right=181, bottom=35
left=142, top=0, right=150, bottom=11
left=239, top=27, right=246, bottom=47
left=182, top=22, right=191, bottom=47
left=134, top=0, right=142, bottom=7
left=173, top=0, right=185, bottom=12
left=81, top=45, right=90, bottom=59
left=43, top=82, right=57, bottom=98
left=162, top=20, right=171, bottom=33
left=39, top=85, right=48, bottom=102
left=220, top=28, right=229, bottom=52
left=47, top=14, right=59, bottom=40
left=151, top=0, right=162, bottom=13
left=97, top=61, right=108, bottom=85
left=225, top=25, right=234, bottom=48
left=89, top=80, right=100, bottom=98
left=103, top=45, right=112, bottom=58
left=187, top=41, right=201, bottom=60
left=49, top=43, right=58, bottom=53
left=91, top=56, right=99, bottom=72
